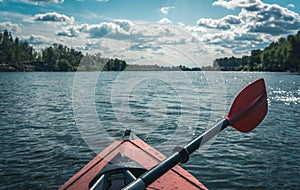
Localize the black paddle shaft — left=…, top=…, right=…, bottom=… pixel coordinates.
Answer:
left=122, top=119, right=229, bottom=190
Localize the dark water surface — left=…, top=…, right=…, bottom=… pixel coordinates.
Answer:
left=0, top=71, right=299, bottom=189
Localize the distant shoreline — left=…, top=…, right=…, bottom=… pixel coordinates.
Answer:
left=0, top=62, right=202, bottom=72
left=1, top=30, right=299, bottom=73
left=1, top=62, right=299, bottom=73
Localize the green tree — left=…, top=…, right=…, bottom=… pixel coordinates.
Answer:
left=103, top=58, right=127, bottom=71
left=57, top=59, right=72, bottom=71
left=40, top=44, right=83, bottom=71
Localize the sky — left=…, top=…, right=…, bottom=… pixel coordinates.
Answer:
left=0, top=0, right=300, bottom=66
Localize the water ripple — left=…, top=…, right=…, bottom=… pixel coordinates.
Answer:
left=0, top=72, right=299, bottom=189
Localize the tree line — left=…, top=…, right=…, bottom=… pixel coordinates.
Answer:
left=0, top=30, right=127, bottom=72
left=213, top=30, right=300, bottom=72
left=4, top=29, right=298, bottom=72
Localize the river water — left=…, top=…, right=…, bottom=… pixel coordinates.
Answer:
left=0, top=71, right=299, bottom=189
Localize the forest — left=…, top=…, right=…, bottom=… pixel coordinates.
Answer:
left=0, top=30, right=127, bottom=72
left=213, top=30, right=300, bottom=72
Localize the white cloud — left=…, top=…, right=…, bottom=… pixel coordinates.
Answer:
left=213, top=0, right=262, bottom=10
left=80, top=22, right=131, bottom=38
left=20, top=0, right=64, bottom=4
left=197, top=15, right=241, bottom=30
left=202, top=31, right=235, bottom=46
left=177, top=22, right=185, bottom=27
left=287, top=4, right=295, bottom=8
left=113, top=19, right=134, bottom=32
left=0, top=22, right=21, bottom=33
left=202, top=30, right=270, bottom=48
left=21, top=34, right=52, bottom=45
left=33, top=12, right=74, bottom=24
left=158, top=18, right=172, bottom=24
left=57, top=22, right=120, bottom=38
left=239, top=2, right=300, bottom=35
left=160, top=6, right=174, bottom=15
left=129, top=42, right=160, bottom=52
left=57, top=26, right=80, bottom=37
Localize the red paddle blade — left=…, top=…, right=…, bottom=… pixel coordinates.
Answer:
left=225, top=78, right=268, bottom=132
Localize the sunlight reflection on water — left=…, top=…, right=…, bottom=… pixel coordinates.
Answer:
left=0, top=72, right=299, bottom=189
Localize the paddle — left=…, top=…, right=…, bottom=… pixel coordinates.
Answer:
left=122, top=78, right=268, bottom=190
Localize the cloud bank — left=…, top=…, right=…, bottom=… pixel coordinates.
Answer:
left=194, top=0, right=300, bottom=56
left=1, top=0, right=299, bottom=65
left=210, top=0, right=300, bottom=35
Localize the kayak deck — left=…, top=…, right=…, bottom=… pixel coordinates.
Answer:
left=60, top=138, right=207, bottom=190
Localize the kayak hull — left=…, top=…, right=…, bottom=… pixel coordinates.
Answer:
left=60, top=138, right=207, bottom=190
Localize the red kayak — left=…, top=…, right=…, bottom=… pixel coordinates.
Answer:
left=60, top=131, right=207, bottom=190
left=60, top=78, right=268, bottom=190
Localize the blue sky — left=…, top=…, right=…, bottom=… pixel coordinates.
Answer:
left=1, top=0, right=300, bottom=66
